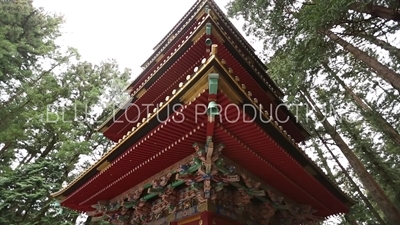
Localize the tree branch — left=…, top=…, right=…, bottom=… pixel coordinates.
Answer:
left=348, top=2, right=400, bottom=22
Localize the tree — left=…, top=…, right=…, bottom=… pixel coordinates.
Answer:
left=0, top=1, right=131, bottom=224
left=313, top=132, right=386, bottom=224
left=227, top=0, right=400, bottom=223
left=302, top=89, right=400, bottom=223
left=227, top=0, right=400, bottom=89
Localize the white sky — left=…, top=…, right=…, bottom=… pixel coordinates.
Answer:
left=32, top=0, right=257, bottom=79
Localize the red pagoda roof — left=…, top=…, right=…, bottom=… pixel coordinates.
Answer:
left=52, top=53, right=353, bottom=219
left=97, top=1, right=310, bottom=144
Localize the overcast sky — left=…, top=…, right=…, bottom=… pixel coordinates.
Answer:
left=32, top=0, right=258, bottom=79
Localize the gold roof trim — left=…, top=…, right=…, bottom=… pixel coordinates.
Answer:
left=96, top=161, right=110, bottom=172
left=135, top=88, right=147, bottom=99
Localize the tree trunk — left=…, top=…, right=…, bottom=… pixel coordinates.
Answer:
left=347, top=3, right=400, bottom=22
left=323, top=30, right=400, bottom=92
left=326, top=66, right=400, bottom=148
left=314, top=129, right=386, bottom=224
left=355, top=33, right=400, bottom=63
left=300, top=89, right=400, bottom=224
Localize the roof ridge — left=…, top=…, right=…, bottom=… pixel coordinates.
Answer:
left=150, top=0, right=203, bottom=54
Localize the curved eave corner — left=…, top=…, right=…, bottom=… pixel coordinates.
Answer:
left=50, top=159, right=111, bottom=200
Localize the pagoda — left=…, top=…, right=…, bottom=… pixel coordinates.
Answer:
left=52, top=1, right=354, bottom=224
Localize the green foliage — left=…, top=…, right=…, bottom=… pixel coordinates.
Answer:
left=227, top=0, right=400, bottom=223
left=0, top=160, right=80, bottom=225
left=0, top=1, right=130, bottom=224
